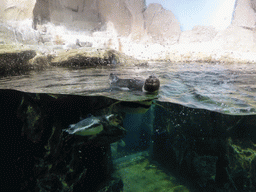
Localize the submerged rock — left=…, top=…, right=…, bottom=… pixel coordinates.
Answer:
left=0, top=89, right=126, bottom=191
left=152, top=101, right=256, bottom=191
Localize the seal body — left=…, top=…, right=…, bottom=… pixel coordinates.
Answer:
left=109, top=73, right=160, bottom=93
left=109, top=73, right=144, bottom=91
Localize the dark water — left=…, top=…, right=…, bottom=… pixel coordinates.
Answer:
left=0, top=62, right=255, bottom=114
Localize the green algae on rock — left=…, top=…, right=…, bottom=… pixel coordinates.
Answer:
left=0, top=45, right=36, bottom=76
left=49, top=48, right=147, bottom=67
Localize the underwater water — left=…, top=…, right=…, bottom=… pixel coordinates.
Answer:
left=0, top=62, right=256, bottom=192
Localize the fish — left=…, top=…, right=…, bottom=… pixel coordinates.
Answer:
left=63, top=115, right=103, bottom=136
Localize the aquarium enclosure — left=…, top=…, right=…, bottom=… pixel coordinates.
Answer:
left=1, top=0, right=256, bottom=191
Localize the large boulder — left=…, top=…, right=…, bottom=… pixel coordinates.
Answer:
left=232, top=0, right=256, bottom=28
left=0, top=0, right=36, bottom=21
left=33, top=0, right=101, bottom=30
left=213, top=25, right=256, bottom=52
left=98, top=0, right=146, bottom=40
left=32, top=0, right=146, bottom=39
left=49, top=48, right=147, bottom=67
left=179, top=25, right=217, bottom=44
left=143, top=3, right=181, bottom=45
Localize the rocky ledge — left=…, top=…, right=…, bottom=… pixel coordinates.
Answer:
left=0, top=44, right=147, bottom=77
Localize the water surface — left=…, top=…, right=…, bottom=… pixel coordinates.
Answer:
left=0, top=62, right=255, bottom=114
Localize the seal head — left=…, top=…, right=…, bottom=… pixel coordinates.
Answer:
left=143, top=75, right=160, bottom=93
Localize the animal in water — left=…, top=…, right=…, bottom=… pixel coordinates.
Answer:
left=109, top=73, right=160, bottom=93
left=144, top=75, right=160, bottom=92
left=63, top=114, right=114, bottom=136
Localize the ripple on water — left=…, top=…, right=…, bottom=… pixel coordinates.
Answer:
left=0, top=62, right=255, bottom=114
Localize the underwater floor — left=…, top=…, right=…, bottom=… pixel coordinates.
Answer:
left=114, top=152, right=190, bottom=192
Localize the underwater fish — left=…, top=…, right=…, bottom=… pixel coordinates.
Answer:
left=63, top=115, right=103, bottom=136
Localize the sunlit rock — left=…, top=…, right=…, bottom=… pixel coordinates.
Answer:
left=0, top=21, right=40, bottom=45
left=232, top=0, right=256, bottom=29
left=143, top=3, right=181, bottom=45
left=213, top=25, right=256, bottom=52
left=28, top=54, right=50, bottom=70
left=179, top=25, right=217, bottom=44
left=50, top=48, right=147, bottom=67
left=33, top=0, right=100, bottom=31
left=32, top=0, right=146, bottom=41
left=0, top=0, right=36, bottom=21
left=98, top=0, right=146, bottom=39
left=0, top=23, right=17, bottom=44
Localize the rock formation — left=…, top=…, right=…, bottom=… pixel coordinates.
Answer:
left=213, top=25, right=256, bottom=52
left=143, top=3, right=181, bottom=45
left=0, top=90, right=126, bottom=191
left=0, top=0, right=36, bottom=21
left=179, top=25, right=217, bottom=44
left=31, top=0, right=146, bottom=38
left=232, top=0, right=256, bottom=29
left=98, top=0, right=146, bottom=40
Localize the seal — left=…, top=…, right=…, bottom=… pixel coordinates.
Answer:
left=144, top=75, right=160, bottom=92
left=109, top=73, right=160, bottom=93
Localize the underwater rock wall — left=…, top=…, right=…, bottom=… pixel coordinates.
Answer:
left=152, top=101, right=256, bottom=191
left=0, top=89, right=126, bottom=191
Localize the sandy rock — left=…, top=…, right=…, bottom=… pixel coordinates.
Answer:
left=232, top=0, right=256, bottom=28
left=179, top=25, right=217, bottom=44
left=0, top=0, right=36, bottom=21
left=32, top=0, right=146, bottom=40
left=28, top=54, right=50, bottom=70
left=213, top=25, right=256, bottom=52
left=50, top=48, right=147, bottom=67
left=143, top=3, right=181, bottom=45
left=98, top=0, right=146, bottom=39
